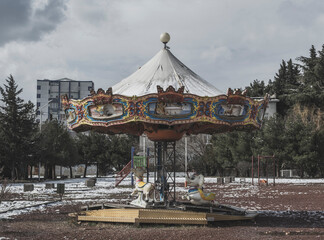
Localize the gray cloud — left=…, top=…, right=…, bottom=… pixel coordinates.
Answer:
left=0, top=0, right=67, bottom=46
left=278, top=0, right=324, bottom=27
left=1, top=0, right=324, bottom=103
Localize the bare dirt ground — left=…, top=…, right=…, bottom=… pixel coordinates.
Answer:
left=1, top=182, right=324, bottom=240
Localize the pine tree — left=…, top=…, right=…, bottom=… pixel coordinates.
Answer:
left=286, top=59, right=300, bottom=89
left=76, top=131, right=111, bottom=177
left=295, top=45, right=324, bottom=109
left=297, top=45, right=317, bottom=74
left=270, top=58, right=301, bottom=116
left=246, top=79, right=266, bottom=97
left=273, top=60, right=288, bottom=96
left=37, top=120, right=78, bottom=179
left=0, top=75, right=36, bottom=179
left=108, top=135, right=137, bottom=173
left=314, top=44, right=324, bottom=94
left=296, top=45, right=318, bottom=89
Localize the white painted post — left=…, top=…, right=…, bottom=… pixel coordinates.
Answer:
left=185, top=136, right=188, bottom=173
left=143, top=134, right=146, bottom=156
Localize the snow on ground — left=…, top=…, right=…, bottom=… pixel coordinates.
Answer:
left=1, top=176, right=323, bottom=219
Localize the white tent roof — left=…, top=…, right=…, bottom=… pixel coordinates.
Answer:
left=112, top=48, right=224, bottom=96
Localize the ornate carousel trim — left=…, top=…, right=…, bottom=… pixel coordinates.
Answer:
left=61, top=86, right=268, bottom=139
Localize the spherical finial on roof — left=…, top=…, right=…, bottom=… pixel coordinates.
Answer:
left=160, top=32, right=170, bottom=44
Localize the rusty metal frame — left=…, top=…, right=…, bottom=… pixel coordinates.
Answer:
left=154, top=141, right=176, bottom=204
left=252, top=155, right=277, bottom=186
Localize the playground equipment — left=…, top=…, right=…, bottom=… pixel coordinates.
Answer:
left=63, top=33, right=268, bottom=224
left=251, top=155, right=277, bottom=186
left=182, top=173, right=218, bottom=206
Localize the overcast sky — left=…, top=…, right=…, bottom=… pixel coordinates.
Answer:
left=1, top=0, right=324, bottom=103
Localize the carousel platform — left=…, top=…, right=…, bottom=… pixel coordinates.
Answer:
left=75, top=202, right=258, bottom=225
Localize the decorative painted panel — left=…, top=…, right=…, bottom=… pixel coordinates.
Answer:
left=61, top=86, right=269, bottom=138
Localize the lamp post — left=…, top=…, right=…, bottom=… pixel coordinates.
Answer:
left=39, top=99, right=53, bottom=131
left=38, top=99, right=53, bottom=181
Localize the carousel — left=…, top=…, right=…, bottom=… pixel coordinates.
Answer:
left=62, top=33, right=268, bottom=225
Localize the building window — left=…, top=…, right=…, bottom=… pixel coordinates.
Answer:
left=50, top=102, right=59, bottom=109
left=37, top=94, right=41, bottom=98
left=50, top=82, right=59, bottom=86
left=37, top=85, right=41, bottom=90
left=37, top=102, right=40, bottom=107
left=36, top=111, right=40, bottom=115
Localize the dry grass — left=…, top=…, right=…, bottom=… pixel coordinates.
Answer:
left=0, top=178, right=12, bottom=203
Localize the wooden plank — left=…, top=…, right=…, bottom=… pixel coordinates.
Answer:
left=77, top=207, right=258, bottom=225
left=138, top=209, right=207, bottom=219
left=136, top=218, right=207, bottom=225
left=83, top=209, right=140, bottom=218
left=78, top=216, right=136, bottom=223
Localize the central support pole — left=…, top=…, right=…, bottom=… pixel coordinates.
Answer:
left=154, top=141, right=176, bottom=205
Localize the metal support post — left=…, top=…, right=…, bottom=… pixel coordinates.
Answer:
left=185, top=137, right=188, bottom=173
left=172, top=142, right=176, bottom=201
left=153, top=141, right=176, bottom=205
left=273, top=154, right=276, bottom=186
left=251, top=155, right=254, bottom=185
left=131, top=146, right=135, bottom=186
left=266, top=158, right=269, bottom=186
left=257, top=155, right=260, bottom=185
left=146, top=147, right=150, bottom=182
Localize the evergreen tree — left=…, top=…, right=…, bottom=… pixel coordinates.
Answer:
left=284, top=113, right=317, bottom=178
left=37, top=120, right=78, bottom=179
left=0, top=75, right=36, bottom=179
left=246, top=79, right=266, bottom=97
left=294, top=45, right=324, bottom=109
left=227, top=131, right=254, bottom=176
left=286, top=59, right=300, bottom=89
left=76, top=131, right=112, bottom=177
left=108, top=135, right=137, bottom=172
left=195, top=44, right=324, bottom=178
left=76, top=132, right=137, bottom=176
left=296, top=45, right=317, bottom=85
left=246, top=79, right=274, bottom=98
left=314, top=45, right=324, bottom=88
left=271, top=59, right=301, bottom=115
left=314, top=45, right=324, bottom=108
left=254, top=116, right=287, bottom=169
left=314, top=127, right=324, bottom=176
left=273, top=60, right=288, bottom=96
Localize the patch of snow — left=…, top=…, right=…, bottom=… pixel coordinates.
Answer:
left=1, top=176, right=324, bottom=219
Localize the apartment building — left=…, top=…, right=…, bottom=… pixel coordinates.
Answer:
left=36, top=78, right=94, bottom=123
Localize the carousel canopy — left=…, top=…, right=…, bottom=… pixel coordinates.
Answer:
left=112, top=47, right=223, bottom=97
left=62, top=33, right=269, bottom=141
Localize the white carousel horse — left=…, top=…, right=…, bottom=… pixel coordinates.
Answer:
left=130, top=167, right=155, bottom=207
left=182, top=173, right=218, bottom=206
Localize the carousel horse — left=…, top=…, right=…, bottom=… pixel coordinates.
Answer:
left=182, top=173, right=218, bottom=206
left=130, top=167, right=155, bottom=207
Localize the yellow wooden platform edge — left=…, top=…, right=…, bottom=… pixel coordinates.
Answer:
left=77, top=208, right=257, bottom=225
